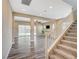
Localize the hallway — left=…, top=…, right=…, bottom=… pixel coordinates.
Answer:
left=2, top=0, right=77, bottom=59
left=7, top=14, right=55, bottom=59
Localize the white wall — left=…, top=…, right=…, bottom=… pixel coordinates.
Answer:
left=63, top=0, right=77, bottom=20
left=2, top=0, right=12, bottom=59
left=63, top=0, right=77, bottom=11
left=53, top=11, right=74, bottom=40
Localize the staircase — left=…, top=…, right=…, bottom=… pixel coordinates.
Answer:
left=49, top=21, right=77, bottom=59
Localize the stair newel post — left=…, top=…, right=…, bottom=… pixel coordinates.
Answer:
left=45, top=32, right=49, bottom=59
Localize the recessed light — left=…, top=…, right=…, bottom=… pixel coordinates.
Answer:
left=49, top=6, right=53, bottom=8
left=40, top=14, right=42, bottom=16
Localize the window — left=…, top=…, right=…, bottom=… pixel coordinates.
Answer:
left=18, top=25, right=30, bottom=36
left=18, top=25, right=36, bottom=36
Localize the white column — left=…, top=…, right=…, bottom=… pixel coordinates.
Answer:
left=30, top=17, right=34, bottom=41
left=12, top=17, right=18, bottom=48
left=30, top=17, right=35, bottom=57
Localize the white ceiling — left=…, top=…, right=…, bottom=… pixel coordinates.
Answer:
left=9, top=0, right=72, bottom=19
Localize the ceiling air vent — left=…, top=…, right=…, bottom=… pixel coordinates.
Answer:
left=22, top=0, right=32, bottom=6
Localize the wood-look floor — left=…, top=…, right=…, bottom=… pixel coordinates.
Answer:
left=7, top=36, right=46, bottom=59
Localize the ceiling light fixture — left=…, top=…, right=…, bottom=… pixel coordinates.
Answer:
left=49, top=6, right=53, bottom=8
